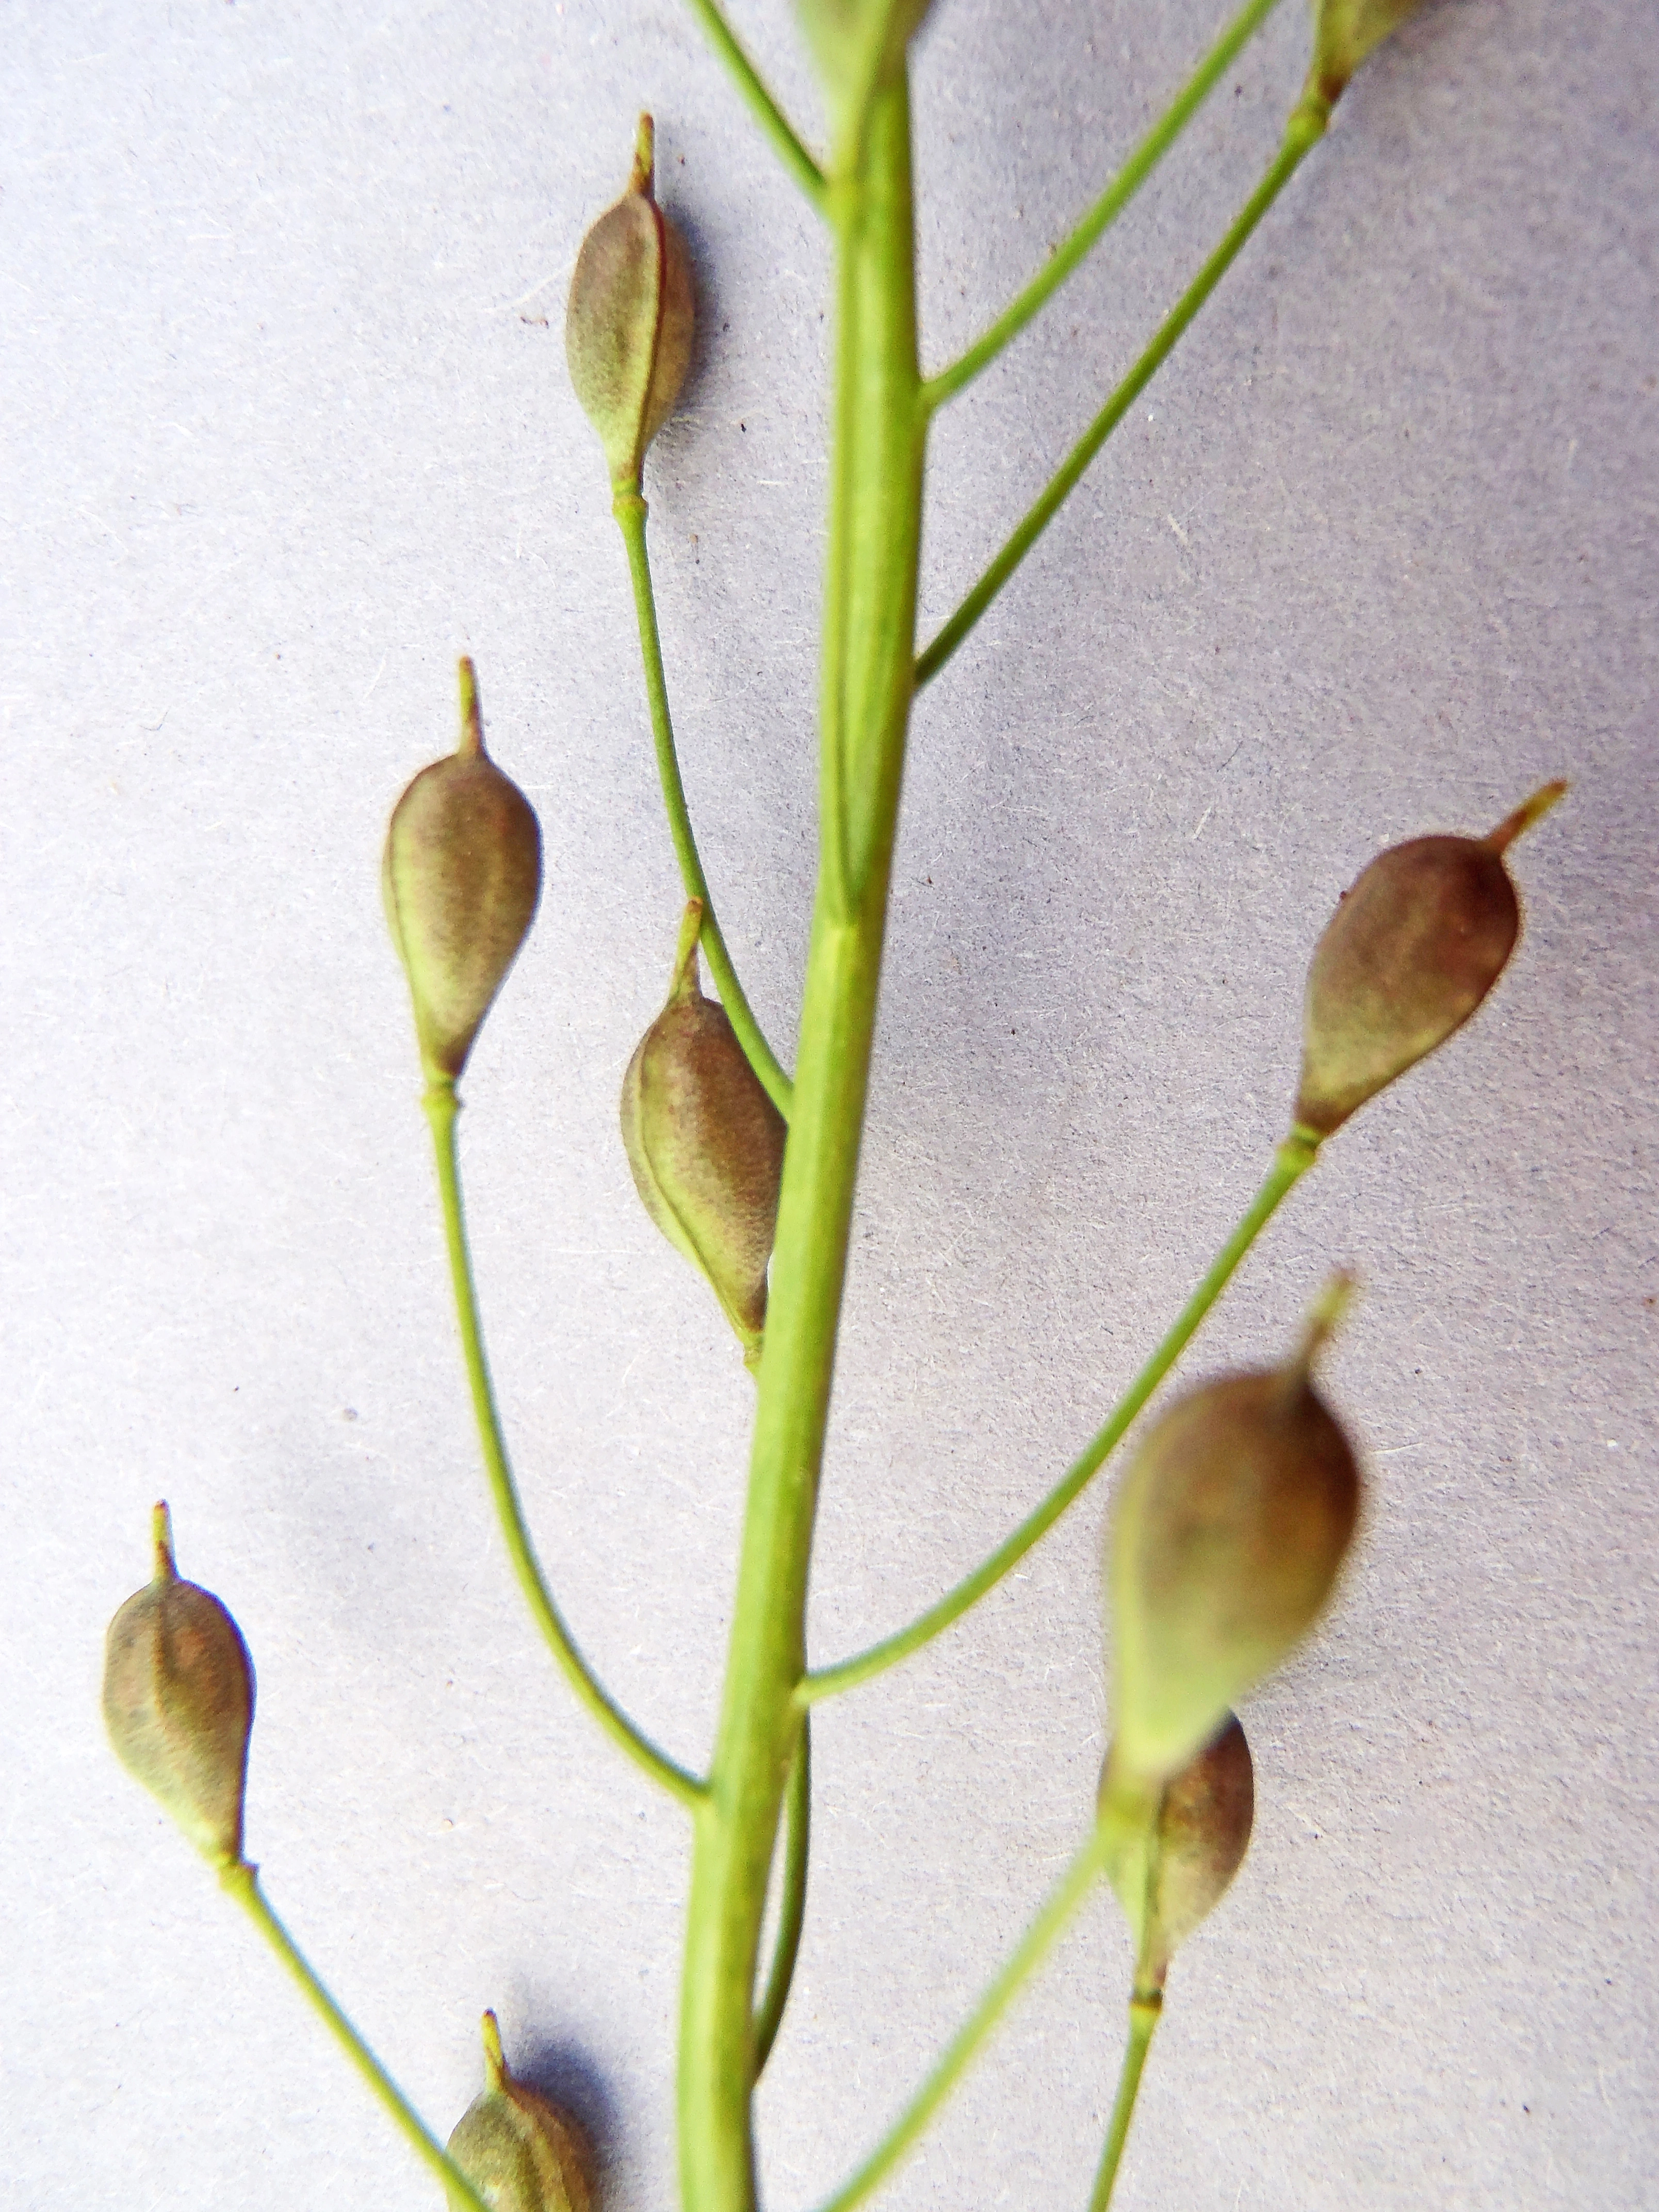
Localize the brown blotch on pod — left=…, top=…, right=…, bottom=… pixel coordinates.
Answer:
left=620, top=901, right=787, bottom=1371
left=1110, top=1279, right=1361, bottom=1783
left=1099, top=1713, right=1255, bottom=1992
left=103, top=1502, right=255, bottom=1867
left=1294, top=780, right=1566, bottom=1140
left=446, top=2011, right=597, bottom=2212
left=565, top=116, right=695, bottom=492
left=383, top=658, right=543, bottom=1086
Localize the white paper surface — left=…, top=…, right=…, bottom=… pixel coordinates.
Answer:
left=4, top=2, right=1654, bottom=2207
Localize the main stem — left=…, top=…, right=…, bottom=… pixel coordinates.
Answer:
left=677, top=68, right=925, bottom=2212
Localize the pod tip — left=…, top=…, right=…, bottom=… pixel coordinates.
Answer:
left=151, top=1500, right=176, bottom=1580
left=1485, top=778, right=1568, bottom=855
left=457, top=657, right=484, bottom=757
left=670, top=898, right=705, bottom=1002
left=1296, top=1269, right=1356, bottom=1378
left=631, top=113, right=656, bottom=197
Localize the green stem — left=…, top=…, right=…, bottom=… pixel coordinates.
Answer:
left=803, top=1128, right=1320, bottom=1704
left=814, top=1826, right=1112, bottom=2212
left=1093, top=1991, right=1168, bottom=2212
left=752, top=1713, right=811, bottom=2079
left=425, top=1081, right=705, bottom=1810
left=681, top=0, right=827, bottom=213
left=615, top=491, right=794, bottom=1120
left=922, top=0, right=1287, bottom=411
left=916, top=101, right=1329, bottom=690
left=221, top=1861, right=493, bottom=2212
left=1088, top=1994, right=1162, bottom=2212
left=676, top=68, right=926, bottom=2212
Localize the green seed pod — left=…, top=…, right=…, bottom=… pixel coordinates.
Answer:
left=795, top=0, right=935, bottom=111
left=1307, top=0, right=1428, bottom=107
left=103, top=1502, right=254, bottom=1867
left=1110, top=1279, right=1360, bottom=1783
left=383, top=658, right=542, bottom=1086
left=565, top=116, right=694, bottom=492
left=1099, top=1715, right=1254, bottom=1991
left=1294, top=781, right=1566, bottom=1140
left=620, top=901, right=788, bottom=1371
left=446, top=2012, right=596, bottom=2212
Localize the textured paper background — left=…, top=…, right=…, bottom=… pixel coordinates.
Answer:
left=3, top=1, right=1655, bottom=2206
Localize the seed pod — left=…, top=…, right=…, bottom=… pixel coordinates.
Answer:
left=1307, top=0, right=1428, bottom=107
left=383, top=658, right=542, bottom=1086
left=795, top=0, right=935, bottom=109
left=620, top=901, right=787, bottom=1371
left=1099, top=1715, right=1254, bottom=1991
left=103, top=1502, right=254, bottom=1867
left=447, top=2011, right=596, bottom=2212
left=566, top=116, right=694, bottom=492
left=1295, top=781, right=1566, bottom=1140
left=1110, top=1279, right=1360, bottom=1782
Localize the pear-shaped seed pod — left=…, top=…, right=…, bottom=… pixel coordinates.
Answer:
left=566, top=117, right=694, bottom=492
left=621, top=901, right=787, bottom=1370
left=1099, top=1714, right=1254, bottom=1990
left=1307, top=0, right=1428, bottom=106
left=446, top=2012, right=596, bottom=2212
left=1110, top=1280, right=1360, bottom=1782
left=795, top=0, right=935, bottom=106
left=384, top=659, right=542, bottom=1085
left=1295, top=781, right=1566, bottom=1139
left=103, top=1502, right=254, bottom=1866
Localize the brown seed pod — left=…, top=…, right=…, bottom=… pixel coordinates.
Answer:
left=103, top=1502, right=255, bottom=1867
left=1099, top=1714, right=1255, bottom=1991
left=620, top=901, right=787, bottom=1370
left=383, top=658, right=542, bottom=1085
left=446, top=2011, right=596, bottom=2212
left=565, top=116, right=694, bottom=492
left=1295, top=781, right=1566, bottom=1139
left=1110, top=1279, right=1361, bottom=1782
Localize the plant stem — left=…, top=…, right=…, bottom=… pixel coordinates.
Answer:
left=1087, top=1994, right=1162, bottom=2212
left=752, top=1713, right=811, bottom=2079
left=922, top=0, right=1287, bottom=411
left=221, top=1861, right=493, bottom=2212
left=814, top=1825, right=1112, bottom=2212
left=676, top=67, right=926, bottom=2212
left=614, top=491, right=794, bottom=1120
left=916, top=101, right=1329, bottom=690
left=425, top=1081, right=705, bottom=1810
left=681, top=0, right=827, bottom=214
left=802, top=1128, right=1320, bottom=1703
